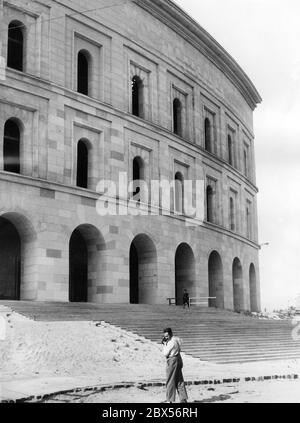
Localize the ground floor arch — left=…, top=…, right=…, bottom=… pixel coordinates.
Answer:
left=208, top=251, right=224, bottom=308
left=233, top=257, right=244, bottom=312
left=249, top=263, right=258, bottom=312
left=129, top=234, right=158, bottom=304
left=0, top=212, right=37, bottom=301
left=175, top=243, right=196, bottom=305
left=0, top=217, right=21, bottom=300
left=69, top=224, right=105, bottom=303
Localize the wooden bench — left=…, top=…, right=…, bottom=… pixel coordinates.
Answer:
left=189, top=297, right=216, bottom=307
left=166, top=297, right=176, bottom=306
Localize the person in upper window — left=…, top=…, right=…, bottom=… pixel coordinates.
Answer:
left=162, top=328, right=188, bottom=403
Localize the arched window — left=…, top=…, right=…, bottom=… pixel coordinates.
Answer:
left=132, top=156, right=144, bottom=199
left=132, top=76, right=144, bottom=118
left=228, top=135, right=233, bottom=166
left=230, top=197, right=235, bottom=231
left=3, top=119, right=21, bottom=174
left=173, top=99, right=182, bottom=136
left=77, top=50, right=90, bottom=95
left=76, top=140, right=89, bottom=188
left=206, top=185, right=214, bottom=223
left=175, top=172, right=184, bottom=214
left=205, top=118, right=212, bottom=152
left=7, top=21, right=24, bottom=71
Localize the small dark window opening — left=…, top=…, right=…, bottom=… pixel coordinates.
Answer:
left=228, top=135, right=233, bottom=166
left=133, top=156, right=144, bottom=199
left=244, top=150, right=248, bottom=177
left=173, top=99, right=182, bottom=136
left=7, top=21, right=24, bottom=71
left=4, top=120, right=20, bottom=174
left=205, top=118, right=212, bottom=152
left=246, top=207, right=251, bottom=238
left=230, top=197, right=235, bottom=231
left=77, top=141, right=88, bottom=188
left=175, top=172, right=184, bottom=213
left=206, top=185, right=214, bottom=223
left=133, top=157, right=141, bottom=181
left=77, top=51, right=89, bottom=95
left=132, top=76, right=143, bottom=117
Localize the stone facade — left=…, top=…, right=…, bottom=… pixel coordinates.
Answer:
left=0, top=0, right=261, bottom=311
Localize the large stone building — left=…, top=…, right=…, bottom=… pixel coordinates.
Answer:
left=0, top=0, right=261, bottom=311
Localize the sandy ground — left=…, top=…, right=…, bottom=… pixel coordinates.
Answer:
left=1, top=306, right=206, bottom=384
left=39, top=379, right=300, bottom=403
left=1, top=305, right=300, bottom=403
left=0, top=307, right=184, bottom=382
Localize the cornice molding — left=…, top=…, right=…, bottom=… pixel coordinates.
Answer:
left=134, top=0, right=262, bottom=110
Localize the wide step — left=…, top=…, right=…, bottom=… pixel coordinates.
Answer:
left=1, top=300, right=299, bottom=364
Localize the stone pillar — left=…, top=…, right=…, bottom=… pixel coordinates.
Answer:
left=223, top=255, right=234, bottom=311
left=36, top=226, right=69, bottom=302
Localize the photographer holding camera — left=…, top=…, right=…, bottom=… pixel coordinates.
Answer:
left=162, top=328, right=188, bottom=403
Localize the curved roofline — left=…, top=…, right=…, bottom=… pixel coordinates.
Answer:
left=134, top=0, right=262, bottom=110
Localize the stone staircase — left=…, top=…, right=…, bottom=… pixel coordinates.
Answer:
left=1, top=301, right=300, bottom=364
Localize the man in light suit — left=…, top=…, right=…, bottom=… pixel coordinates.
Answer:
left=162, top=327, right=188, bottom=403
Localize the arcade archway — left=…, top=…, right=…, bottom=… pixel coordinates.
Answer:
left=208, top=251, right=224, bottom=308
left=69, top=224, right=105, bottom=303
left=0, top=217, right=21, bottom=300
left=175, top=243, right=195, bottom=305
left=129, top=234, right=157, bottom=304
left=249, top=263, right=258, bottom=312
left=233, top=257, right=244, bottom=312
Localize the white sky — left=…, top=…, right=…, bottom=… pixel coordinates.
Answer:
left=175, top=0, right=300, bottom=310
